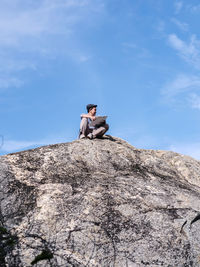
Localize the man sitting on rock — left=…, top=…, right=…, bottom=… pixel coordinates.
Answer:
left=79, top=104, right=109, bottom=139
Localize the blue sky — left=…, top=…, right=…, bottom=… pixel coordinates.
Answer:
left=1, top=0, right=200, bottom=159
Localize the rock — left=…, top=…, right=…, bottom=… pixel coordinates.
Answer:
left=1, top=136, right=200, bottom=266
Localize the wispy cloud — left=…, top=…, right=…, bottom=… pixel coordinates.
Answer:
left=188, top=93, right=200, bottom=110
left=161, top=74, right=200, bottom=109
left=189, top=4, right=200, bottom=13
left=156, top=20, right=165, bottom=34
left=0, top=77, right=24, bottom=89
left=169, top=142, right=200, bottom=160
left=121, top=42, right=152, bottom=58
left=79, top=56, right=90, bottom=62
left=174, top=1, right=183, bottom=14
left=0, top=0, right=104, bottom=89
left=162, top=74, right=200, bottom=98
left=122, top=42, right=137, bottom=49
left=168, top=34, right=200, bottom=69
left=0, top=0, right=96, bottom=47
left=0, top=57, right=36, bottom=73
left=114, top=125, right=200, bottom=160
left=171, top=18, right=188, bottom=32
left=1, top=140, right=43, bottom=153
left=0, top=133, right=74, bottom=154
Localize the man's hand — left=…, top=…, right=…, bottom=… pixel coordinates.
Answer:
left=90, top=116, right=96, bottom=121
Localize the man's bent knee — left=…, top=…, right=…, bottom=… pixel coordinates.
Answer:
left=105, top=124, right=109, bottom=130
left=80, top=118, right=89, bottom=137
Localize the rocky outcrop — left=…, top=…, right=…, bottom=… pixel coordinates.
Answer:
left=1, top=136, right=200, bottom=266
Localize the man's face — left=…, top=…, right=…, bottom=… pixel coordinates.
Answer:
left=89, top=107, right=97, bottom=116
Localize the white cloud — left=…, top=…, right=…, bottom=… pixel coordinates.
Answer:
left=1, top=140, right=42, bottom=152
left=161, top=74, right=200, bottom=109
left=113, top=126, right=200, bottom=160
left=0, top=0, right=104, bottom=89
left=112, top=125, right=200, bottom=160
left=188, top=93, right=200, bottom=110
left=168, top=34, right=200, bottom=69
left=0, top=77, right=24, bottom=89
left=0, top=133, right=74, bottom=153
left=0, top=57, right=36, bottom=73
left=171, top=18, right=188, bottom=32
left=156, top=20, right=165, bottom=34
left=0, top=0, right=94, bottom=47
left=162, top=74, right=200, bottom=98
left=121, top=42, right=151, bottom=58
left=79, top=56, right=90, bottom=62
left=189, top=4, right=200, bottom=13
left=122, top=42, right=137, bottom=49
left=174, top=1, right=183, bottom=14
left=169, top=142, right=200, bottom=160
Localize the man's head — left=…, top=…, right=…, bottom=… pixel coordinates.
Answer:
left=86, top=104, right=97, bottom=115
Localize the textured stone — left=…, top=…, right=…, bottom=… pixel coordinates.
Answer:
left=1, top=136, right=200, bottom=266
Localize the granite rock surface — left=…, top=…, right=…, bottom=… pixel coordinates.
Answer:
left=1, top=136, right=200, bottom=266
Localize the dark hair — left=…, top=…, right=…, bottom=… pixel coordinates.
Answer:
left=86, top=104, right=97, bottom=112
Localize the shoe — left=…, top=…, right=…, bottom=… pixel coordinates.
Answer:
left=87, top=133, right=93, bottom=139
left=96, top=135, right=103, bottom=139
left=80, top=134, right=86, bottom=139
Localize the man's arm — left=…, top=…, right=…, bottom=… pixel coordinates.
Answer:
left=81, top=114, right=96, bottom=120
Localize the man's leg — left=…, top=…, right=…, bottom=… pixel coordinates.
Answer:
left=80, top=118, right=89, bottom=138
left=92, top=124, right=109, bottom=138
